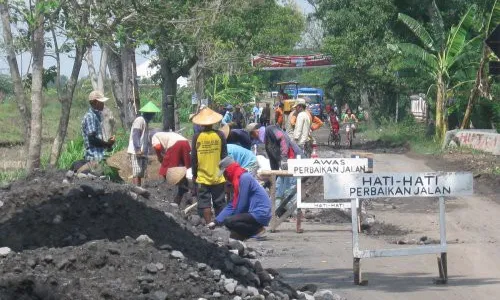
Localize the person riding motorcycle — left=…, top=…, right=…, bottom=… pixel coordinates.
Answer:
left=342, top=108, right=359, bottom=138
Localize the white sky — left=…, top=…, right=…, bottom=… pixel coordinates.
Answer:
left=0, top=0, right=313, bottom=77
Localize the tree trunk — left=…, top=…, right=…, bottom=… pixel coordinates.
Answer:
left=86, top=45, right=99, bottom=89
left=26, top=6, right=45, bottom=173
left=108, top=44, right=139, bottom=131
left=121, top=43, right=140, bottom=130
left=86, top=45, right=115, bottom=139
left=49, top=45, right=85, bottom=166
left=0, top=1, right=31, bottom=151
left=160, top=59, right=177, bottom=131
left=108, top=48, right=126, bottom=129
left=97, top=46, right=108, bottom=92
left=434, top=76, right=446, bottom=141
left=461, top=47, right=488, bottom=129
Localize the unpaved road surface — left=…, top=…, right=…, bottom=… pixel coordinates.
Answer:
left=248, top=131, right=500, bottom=300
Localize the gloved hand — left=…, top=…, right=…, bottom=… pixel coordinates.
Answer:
left=280, top=161, right=288, bottom=170
left=207, top=222, right=216, bottom=229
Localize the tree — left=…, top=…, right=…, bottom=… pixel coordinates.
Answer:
left=47, top=1, right=89, bottom=165
left=0, top=0, right=31, bottom=150
left=389, top=1, right=478, bottom=140
left=308, top=0, right=401, bottom=120
left=26, top=0, right=46, bottom=173
left=461, top=0, right=499, bottom=128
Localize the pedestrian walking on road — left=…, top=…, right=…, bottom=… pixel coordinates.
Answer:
left=191, top=108, right=228, bottom=224
left=127, top=101, right=161, bottom=186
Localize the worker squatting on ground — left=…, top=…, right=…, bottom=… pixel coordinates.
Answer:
left=81, top=91, right=115, bottom=163
left=126, top=101, right=161, bottom=186
left=208, top=156, right=271, bottom=241
left=151, top=131, right=191, bottom=205
left=191, top=108, right=228, bottom=224
left=227, top=144, right=259, bottom=176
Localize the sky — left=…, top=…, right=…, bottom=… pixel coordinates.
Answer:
left=0, top=0, right=314, bottom=77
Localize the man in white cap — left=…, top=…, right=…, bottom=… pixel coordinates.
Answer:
left=127, top=101, right=161, bottom=186
left=81, top=90, right=115, bottom=162
left=293, top=98, right=312, bottom=157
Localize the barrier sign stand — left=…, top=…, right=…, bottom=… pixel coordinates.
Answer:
left=324, top=172, right=473, bottom=285
left=289, top=157, right=369, bottom=211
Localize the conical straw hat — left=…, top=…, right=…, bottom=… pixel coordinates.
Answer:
left=165, top=167, right=187, bottom=185
left=220, top=124, right=230, bottom=138
left=139, top=101, right=161, bottom=113
left=192, top=107, right=223, bottom=125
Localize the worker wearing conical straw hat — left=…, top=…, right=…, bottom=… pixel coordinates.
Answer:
left=127, top=100, right=161, bottom=186
left=191, top=107, right=228, bottom=224
left=152, top=130, right=192, bottom=205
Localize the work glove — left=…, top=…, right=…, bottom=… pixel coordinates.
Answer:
left=280, top=160, right=288, bottom=170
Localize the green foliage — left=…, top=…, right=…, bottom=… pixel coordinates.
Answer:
left=0, top=169, right=26, bottom=185
left=363, top=117, right=442, bottom=154
left=0, top=74, right=13, bottom=95
left=56, top=137, right=84, bottom=169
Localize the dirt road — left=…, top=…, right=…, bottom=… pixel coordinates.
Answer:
left=247, top=134, right=500, bottom=299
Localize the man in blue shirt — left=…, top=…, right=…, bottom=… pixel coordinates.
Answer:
left=81, top=91, right=115, bottom=162
left=208, top=157, right=271, bottom=240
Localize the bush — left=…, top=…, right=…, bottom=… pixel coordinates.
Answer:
left=363, top=116, right=441, bottom=154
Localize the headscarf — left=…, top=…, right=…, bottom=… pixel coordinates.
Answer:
left=224, top=162, right=247, bottom=208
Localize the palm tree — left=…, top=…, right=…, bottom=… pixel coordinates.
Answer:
left=461, top=0, right=499, bottom=129
left=389, top=0, right=477, bottom=140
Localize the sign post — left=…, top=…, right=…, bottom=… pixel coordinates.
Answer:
left=324, top=172, right=473, bottom=285
left=288, top=158, right=369, bottom=209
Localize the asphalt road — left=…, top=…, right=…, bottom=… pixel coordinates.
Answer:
left=247, top=134, right=500, bottom=300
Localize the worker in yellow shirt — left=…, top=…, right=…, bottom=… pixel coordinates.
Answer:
left=191, top=108, right=228, bottom=224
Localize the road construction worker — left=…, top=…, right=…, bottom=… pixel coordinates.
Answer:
left=152, top=131, right=191, bottom=205
left=81, top=91, right=115, bottom=163
left=227, top=144, right=259, bottom=176
left=221, top=124, right=252, bottom=150
left=208, top=156, right=271, bottom=240
left=127, top=101, right=161, bottom=186
left=191, top=108, right=228, bottom=224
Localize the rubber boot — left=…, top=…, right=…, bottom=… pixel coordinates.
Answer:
left=202, top=208, right=212, bottom=224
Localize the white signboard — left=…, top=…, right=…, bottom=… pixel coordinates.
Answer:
left=299, top=202, right=352, bottom=209
left=324, top=172, right=473, bottom=199
left=288, top=158, right=369, bottom=177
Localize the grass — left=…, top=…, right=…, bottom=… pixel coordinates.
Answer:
left=0, top=169, right=26, bottom=185
left=361, top=118, right=442, bottom=155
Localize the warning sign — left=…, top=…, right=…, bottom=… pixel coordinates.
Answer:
left=324, top=172, right=473, bottom=199
left=288, top=158, right=368, bottom=176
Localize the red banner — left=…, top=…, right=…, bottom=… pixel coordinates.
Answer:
left=251, top=54, right=334, bottom=70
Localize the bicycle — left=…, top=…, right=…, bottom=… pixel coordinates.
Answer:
left=344, top=122, right=355, bottom=148
left=327, top=126, right=341, bottom=148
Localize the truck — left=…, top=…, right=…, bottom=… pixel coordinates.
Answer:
left=297, top=87, right=324, bottom=117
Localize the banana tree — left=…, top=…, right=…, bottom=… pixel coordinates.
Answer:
left=461, top=0, right=499, bottom=129
left=389, top=1, right=478, bottom=140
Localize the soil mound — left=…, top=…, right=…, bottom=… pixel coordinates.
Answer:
left=0, top=171, right=301, bottom=299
